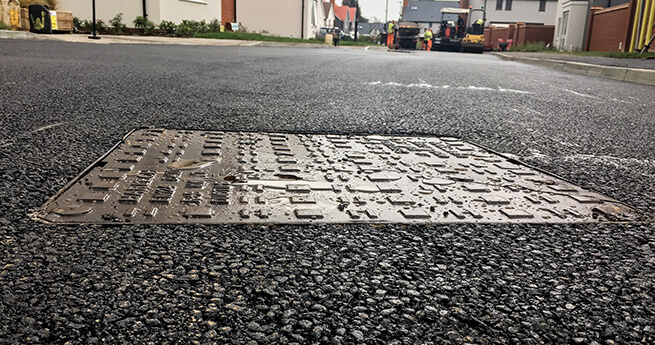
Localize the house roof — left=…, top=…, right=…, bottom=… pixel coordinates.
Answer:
left=334, top=4, right=356, bottom=22
left=356, top=23, right=385, bottom=35
left=402, top=0, right=460, bottom=23
left=322, top=1, right=332, bottom=19
left=334, top=5, right=348, bottom=21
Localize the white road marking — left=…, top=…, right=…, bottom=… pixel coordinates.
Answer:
left=365, top=81, right=530, bottom=94
left=562, top=89, right=597, bottom=98
left=33, top=122, right=67, bottom=133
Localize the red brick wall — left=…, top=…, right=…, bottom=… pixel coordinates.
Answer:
left=222, top=0, right=236, bottom=24
left=485, top=27, right=510, bottom=49
left=484, top=24, right=554, bottom=49
left=586, top=4, right=631, bottom=52
left=518, top=25, right=555, bottom=45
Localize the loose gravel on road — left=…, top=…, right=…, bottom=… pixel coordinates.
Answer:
left=1, top=40, right=654, bottom=344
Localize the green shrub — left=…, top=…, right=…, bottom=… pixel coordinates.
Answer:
left=133, top=16, right=155, bottom=35
left=207, top=18, right=221, bottom=33
left=0, top=22, right=11, bottom=30
left=175, top=19, right=207, bottom=37
left=198, top=20, right=209, bottom=33
left=82, top=19, right=104, bottom=30
left=158, top=20, right=176, bottom=34
left=73, top=16, right=82, bottom=30
left=109, top=13, right=126, bottom=34
left=508, top=41, right=555, bottom=52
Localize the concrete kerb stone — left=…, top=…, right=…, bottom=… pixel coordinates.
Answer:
left=624, top=68, right=655, bottom=85
left=562, top=61, right=590, bottom=75
left=0, top=29, right=42, bottom=40
left=492, top=52, right=655, bottom=86
left=587, top=65, right=628, bottom=81
left=0, top=29, right=341, bottom=49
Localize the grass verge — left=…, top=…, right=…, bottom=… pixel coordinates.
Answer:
left=338, top=40, right=378, bottom=46
left=195, top=31, right=324, bottom=44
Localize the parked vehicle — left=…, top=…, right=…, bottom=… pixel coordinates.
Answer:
left=316, top=26, right=333, bottom=40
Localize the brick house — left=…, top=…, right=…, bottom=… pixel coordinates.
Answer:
left=552, top=0, right=652, bottom=52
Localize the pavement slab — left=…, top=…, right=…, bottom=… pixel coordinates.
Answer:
left=1, top=40, right=654, bottom=344
left=497, top=51, right=655, bottom=71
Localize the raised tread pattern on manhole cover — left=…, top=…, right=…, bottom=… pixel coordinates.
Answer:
left=32, top=129, right=636, bottom=224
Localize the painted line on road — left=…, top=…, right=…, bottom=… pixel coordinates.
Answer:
left=562, top=89, right=597, bottom=99
left=365, top=81, right=530, bottom=94
left=33, top=122, right=68, bottom=133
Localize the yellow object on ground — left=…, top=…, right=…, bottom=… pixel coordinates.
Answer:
left=325, top=33, right=333, bottom=45
left=9, top=8, right=19, bottom=27
left=49, top=10, right=57, bottom=30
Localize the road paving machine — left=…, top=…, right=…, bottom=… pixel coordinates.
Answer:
left=390, top=21, right=420, bottom=50
left=433, top=6, right=486, bottom=53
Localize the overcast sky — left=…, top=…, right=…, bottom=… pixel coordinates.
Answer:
left=359, top=0, right=405, bottom=23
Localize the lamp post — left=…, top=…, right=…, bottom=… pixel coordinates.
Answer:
left=385, top=0, right=388, bottom=23
left=354, top=0, right=358, bottom=42
left=88, top=0, right=100, bottom=39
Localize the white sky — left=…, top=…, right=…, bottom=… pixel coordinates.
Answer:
left=359, top=0, right=405, bottom=23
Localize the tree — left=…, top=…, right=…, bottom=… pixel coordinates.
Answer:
left=342, top=0, right=368, bottom=23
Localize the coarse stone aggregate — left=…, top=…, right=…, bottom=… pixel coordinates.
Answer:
left=0, top=40, right=654, bottom=344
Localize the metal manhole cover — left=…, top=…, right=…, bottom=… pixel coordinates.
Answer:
left=32, top=128, right=636, bottom=224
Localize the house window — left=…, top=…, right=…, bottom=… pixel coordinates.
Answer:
left=496, top=0, right=503, bottom=10
left=561, top=11, right=569, bottom=35
left=311, top=1, right=317, bottom=26
left=539, top=0, right=546, bottom=11
left=505, top=0, right=512, bottom=11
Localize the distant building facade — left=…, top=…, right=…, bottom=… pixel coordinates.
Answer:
left=57, top=0, right=222, bottom=25
left=465, top=0, right=559, bottom=25
left=553, top=0, right=631, bottom=52
left=402, top=0, right=460, bottom=31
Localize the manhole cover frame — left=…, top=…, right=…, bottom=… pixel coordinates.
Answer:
left=30, top=127, right=638, bottom=226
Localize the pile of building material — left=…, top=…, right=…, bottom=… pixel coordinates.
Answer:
left=0, top=0, right=72, bottom=32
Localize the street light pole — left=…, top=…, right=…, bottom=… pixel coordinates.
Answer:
left=385, top=0, right=389, bottom=23
left=88, top=0, right=100, bottom=39
left=354, top=0, right=358, bottom=42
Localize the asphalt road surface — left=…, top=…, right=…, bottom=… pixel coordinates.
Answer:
left=1, top=40, right=654, bottom=344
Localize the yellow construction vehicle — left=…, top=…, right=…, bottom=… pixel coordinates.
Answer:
left=433, top=6, right=486, bottom=53
left=461, top=7, right=486, bottom=53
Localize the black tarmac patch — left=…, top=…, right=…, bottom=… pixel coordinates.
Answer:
left=32, top=129, right=635, bottom=224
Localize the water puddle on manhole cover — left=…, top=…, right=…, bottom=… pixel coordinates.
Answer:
left=31, top=128, right=636, bottom=225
